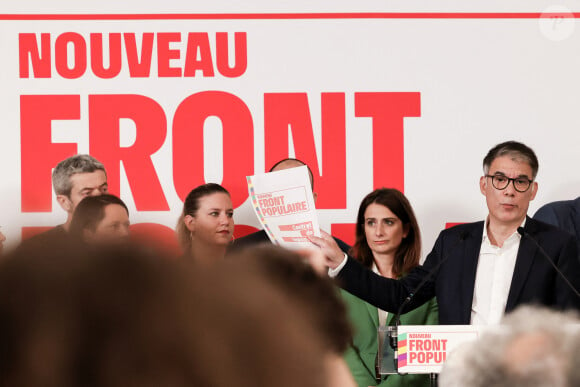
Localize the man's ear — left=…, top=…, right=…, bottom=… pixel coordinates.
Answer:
left=479, top=176, right=487, bottom=196
left=184, top=214, right=196, bottom=233
left=530, top=181, right=538, bottom=200
left=56, top=195, right=73, bottom=213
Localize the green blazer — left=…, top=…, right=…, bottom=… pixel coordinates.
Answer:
left=342, top=289, right=438, bottom=387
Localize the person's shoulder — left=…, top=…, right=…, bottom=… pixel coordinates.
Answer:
left=439, top=221, right=483, bottom=239
left=21, top=226, right=68, bottom=245
left=231, top=230, right=270, bottom=250
left=534, top=198, right=580, bottom=237
left=525, top=217, right=577, bottom=250
left=16, top=225, right=72, bottom=254
left=534, top=199, right=572, bottom=218
left=527, top=216, right=570, bottom=236
left=539, top=198, right=576, bottom=211
left=535, top=197, right=580, bottom=219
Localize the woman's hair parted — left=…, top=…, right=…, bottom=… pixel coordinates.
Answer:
left=350, top=188, right=421, bottom=277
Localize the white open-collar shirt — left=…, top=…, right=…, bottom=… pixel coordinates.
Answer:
left=470, top=217, right=526, bottom=325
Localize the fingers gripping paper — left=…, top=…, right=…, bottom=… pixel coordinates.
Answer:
left=247, top=166, right=321, bottom=248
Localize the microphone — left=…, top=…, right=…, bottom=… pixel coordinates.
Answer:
left=516, top=227, right=580, bottom=299
left=387, top=230, right=470, bottom=373
left=393, top=230, right=470, bottom=326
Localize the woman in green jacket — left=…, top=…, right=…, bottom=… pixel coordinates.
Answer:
left=342, top=188, right=438, bottom=387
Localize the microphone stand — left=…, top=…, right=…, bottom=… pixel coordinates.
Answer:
left=389, top=231, right=469, bottom=387
left=517, top=227, right=580, bottom=298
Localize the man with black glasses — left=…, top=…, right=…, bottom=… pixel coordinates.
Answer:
left=313, top=141, right=580, bottom=325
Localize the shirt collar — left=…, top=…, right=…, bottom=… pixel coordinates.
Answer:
left=482, top=217, right=526, bottom=245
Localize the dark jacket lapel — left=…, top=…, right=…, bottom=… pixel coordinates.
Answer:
left=505, top=216, right=538, bottom=311
left=571, top=198, right=580, bottom=242
left=459, top=222, right=484, bottom=324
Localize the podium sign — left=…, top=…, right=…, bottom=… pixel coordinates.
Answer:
left=379, top=325, right=485, bottom=374
left=380, top=323, right=580, bottom=374
left=397, top=325, right=482, bottom=373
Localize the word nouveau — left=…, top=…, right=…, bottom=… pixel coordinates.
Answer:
left=19, top=32, right=247, bottom=79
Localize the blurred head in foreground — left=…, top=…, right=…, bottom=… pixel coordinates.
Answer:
left=69, top=194, right=130, bottom=245
left=0, top=227, right=6, bottom=255
left=0, top=242, right=327, bottom=387
left=439, top=305, right=580, bottom=387
left=230, top=245, right=356, bottom=387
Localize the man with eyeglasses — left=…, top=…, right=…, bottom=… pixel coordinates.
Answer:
left=312, top=141, right=580, bottom=325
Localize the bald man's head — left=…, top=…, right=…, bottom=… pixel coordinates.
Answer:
left=269, top=158, right=315, bottom=192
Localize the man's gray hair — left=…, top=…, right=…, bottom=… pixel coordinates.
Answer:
left=439, top=306, right=580, bottom=387
left=52, top=154, right=106, bottom=196
left=482, top=141, right=539, bottom=179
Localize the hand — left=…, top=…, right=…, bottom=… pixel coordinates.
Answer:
left=295, top=248, right=327, bottom=276
left=308, top=230, right=345, bottom=270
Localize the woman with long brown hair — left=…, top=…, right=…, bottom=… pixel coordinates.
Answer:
left=343, top=188, right=438, bottom=387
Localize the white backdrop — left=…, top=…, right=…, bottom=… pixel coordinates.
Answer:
left=1, top=1, right=579, bottom=256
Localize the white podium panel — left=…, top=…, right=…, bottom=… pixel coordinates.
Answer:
left=379, top=325, right=485, bottom=374
left=397, top=325, right=483, bottom=374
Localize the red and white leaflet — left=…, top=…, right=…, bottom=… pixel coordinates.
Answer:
left=247, top=166, right=320, bottom=248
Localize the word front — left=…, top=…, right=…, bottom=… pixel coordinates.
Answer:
left=407, top=337, right=448, bottom=364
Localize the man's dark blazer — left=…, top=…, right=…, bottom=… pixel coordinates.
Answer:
left=534, top=197, right=580, bottom=251
left=231, top=229, right=352, bottom=254
left=337, top=217, right=580, bottom=325
left=18, top=225, right=69, bottom=249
